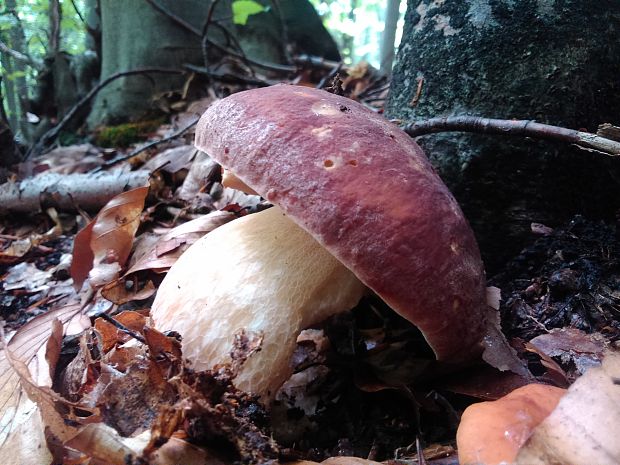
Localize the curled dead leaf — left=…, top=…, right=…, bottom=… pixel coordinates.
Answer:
left=71, top=186, right=149, bottom=289
left=124, top=210, right=234, bottom=276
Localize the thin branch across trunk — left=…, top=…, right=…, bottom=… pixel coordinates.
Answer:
left=403, top=116, right=620, bottom=157
left=95, top=116, right=200, bottom=171
left=0, top=39, right=42, bottom=69
left=144, top=0, right=295, bottom=74
left=26, top=67, right=185, bottom=159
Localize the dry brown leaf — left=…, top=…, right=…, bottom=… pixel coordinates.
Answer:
left=212, top=186, right=262, bottom=211
left=142, top=145, right=197, bottom=174
left=143, top=326, right=182, bottom=360
left=44, top=319, right=64, bottom=386
left=516, top=351, right=620, bottom=465
left=149, top=436, right=223, bottom=465
left=2, top=262, right=53, bottom=293
left=70, top=220, right=96, bottom=290
left=124, top=210, right=234, bottom=275
left=71, top=186, right=149, bottom=289
left=322, top=457, right=383, bottom=465
left=524, top=341, right=569, bottom=388
left=439, top=365, right=531, bottom=401
left=65, top=424, right=219, bottom=465
left=93, top=311, right=147, bottom=353
left=38, top=143, right=103, bottom=174
left=64, top=423, right=146, bottom=464
left=529, top=327, right=606, bottom=376
left=100, top=278, right=156, bottom=304
left=0, top=399, right=53, bottom=465
left=0, top=301, right=89, bottom=451
left=176, top=150, right=217, bottom=200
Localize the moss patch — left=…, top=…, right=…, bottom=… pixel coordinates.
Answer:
left=95, top=120, right=162, bottom=148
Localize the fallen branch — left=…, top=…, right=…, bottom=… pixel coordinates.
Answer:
left=26, top=68, right=185, bottom=160
left=0, top=170, right=150, bottom=213
left=402, top=116, right=620, bottom=157
left=95, top=116, right=200, bottom=171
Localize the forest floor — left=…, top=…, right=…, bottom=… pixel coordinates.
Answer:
left=0, top=73, right=618, bottom=464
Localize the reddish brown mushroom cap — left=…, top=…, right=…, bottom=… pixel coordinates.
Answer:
left=196, top=84, right=487, bottom=362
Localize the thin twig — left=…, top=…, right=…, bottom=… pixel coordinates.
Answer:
left=69, top=0, right=86, bottom=24
left=271, top=0, right=292, bottom=63
left=403, top=116, right=620, bottom=157
left=209, top=22, right=257, bottom=77
left=317, top=61, right=343, bottom=89
left=201, top=0, right=221, bottom=68
left=0, top=39, right=43, bottom=69
left=26, top=67, right=185, bottom=159
left=294, top=54, right=341, bottom=71
left=144, top=0, right=200, bottom=35
left=95, top=312, right=146, bottom=344
left=183, top=63, right=271, bottom=86
left=95, top=116, right=200, bottom=171
left=145, top=0, right=295, bottom=74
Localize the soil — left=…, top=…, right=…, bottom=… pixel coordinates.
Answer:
left=264, top=214, right=620, bottom=463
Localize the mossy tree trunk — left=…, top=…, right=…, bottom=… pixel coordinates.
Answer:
left=387, top=0, right=620, bottom=270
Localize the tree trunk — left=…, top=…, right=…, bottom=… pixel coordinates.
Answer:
left=380, top=0, right=400, bottom=74
left=48, top=0, right=62, bottom=56
left=0, top=39, right=19, bottom=131
left=386, top=0, right=620, bottom=271
left=0, top=77, right=22, bottom=167
left=87, top=0, right=215, bottom=127
left=3, top=0, right=29, bottom=134
left=87, top=0, right=338, bottom=127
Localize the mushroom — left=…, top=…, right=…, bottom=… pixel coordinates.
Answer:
left=150, top=85, right=489, bottom=402
left=456, top=383, right=566, bottom=465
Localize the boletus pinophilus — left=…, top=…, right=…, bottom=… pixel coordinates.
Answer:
left=151, top=85, right=503, bottom=402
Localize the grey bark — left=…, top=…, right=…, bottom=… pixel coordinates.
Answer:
left=387, top=0, right=620, bottom=271
left=84, top=0, right=102, bottom=56
left=2, top=0, right=29, bottom=134
left=0, top=77, right=22, bottom=167
left=48, top=0, right=62, bottom=55
left=380, top=0, right=400, bottom=74
left=87, top=0, right=218, bottom=126
left=87, top=0, right=338, bottom=127
left=278, top=0, right=341, bottom=61
left=0, top=39, right=19, bottom=131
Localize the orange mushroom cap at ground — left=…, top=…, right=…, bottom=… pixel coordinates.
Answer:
left=456, top=383, right=567, bottom=465
left=151, top=84, right=489, bottom=400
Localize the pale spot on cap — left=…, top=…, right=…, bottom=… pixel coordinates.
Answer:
left=311, top=125, right=333, bottom=140
left=311, top=101, right=342, bottom=116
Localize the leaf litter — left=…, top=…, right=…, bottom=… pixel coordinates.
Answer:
left=1, top=76, right=619, bottom=464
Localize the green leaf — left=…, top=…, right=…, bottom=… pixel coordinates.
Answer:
left=232, top=0, right=266, bottom=26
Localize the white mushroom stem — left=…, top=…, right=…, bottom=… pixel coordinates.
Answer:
left=150, top=207, right=366, bottom=401
left=222, top=168, right=258, bottom=195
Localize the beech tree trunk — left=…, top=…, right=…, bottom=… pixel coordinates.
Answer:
left=87, top=0, right=339, bottom=127
left=387, top=0, right=620, bottom=270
